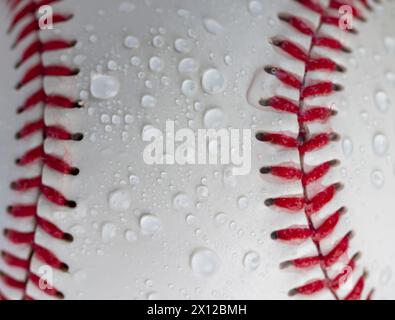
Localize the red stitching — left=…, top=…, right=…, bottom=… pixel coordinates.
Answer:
left=17, top=88, right=83, bottom=114
left=1, top=0, right=80, bottom=300
left=259, top=0, right=376, bottom=300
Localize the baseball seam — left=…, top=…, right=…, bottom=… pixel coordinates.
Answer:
left=0, top=0, right=81, bottom=300
left=259, top=0, right=377, bottom=299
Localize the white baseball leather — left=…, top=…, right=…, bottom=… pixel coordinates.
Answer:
left=1, top=0, right=395, bottom=300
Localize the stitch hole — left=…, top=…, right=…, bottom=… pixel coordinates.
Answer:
left=288, top=288, right=298, bottom=296
left=338, top=205, right=347, bottom=214
left=63, top=233, right=74, bottom=242
left=277, top=12, right=291, bottom=22
left=264, top=198, right=275, bottom=207
left=270, top=231, right=279, bottom=240
left=16, top=106, right=26, bottom=114
left=74, top=101, right=84, bottom=108
left=336, top=64, right=346, bottom=72
left=69, top=167, right=80, bottom=176
left=260, top=167, right=272, bottom=174
left=345, top=230, right=354, bottom=240
left=255, top=132, right=268, bottom=142
left=333, top=182, right=344, bottom=191
left=71, top=68, right=80, bottom=76
left=258, top=98, right=270, bottom=107
left=264, top=65, right=278, bottom=75
left=60, top=263, right=69, bottom=272
left=329, top=132, right=341, bottom=142
left=71, top=133, right=84, bottom=141
left=279, top=260, right=292, bottom=269
left=352, top=251, right=362, bottom=261
left=332, top=84, right=343, bottom=91
left=15, top=82, right=23, bottom=91
left=56, top=291, right=65, bottom=299
left=358, top=16, right=367, bottom=23
left=65, top=200, right=77, bottom=208
left=270, top=37, right=283, bottom=47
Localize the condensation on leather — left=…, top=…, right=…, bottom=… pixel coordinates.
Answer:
left=2, top=0, right=392, bottom=299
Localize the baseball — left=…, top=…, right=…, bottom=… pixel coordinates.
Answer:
left=0, top=0, right=395, bottom=300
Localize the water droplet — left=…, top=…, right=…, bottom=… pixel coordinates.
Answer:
left=203, top=18, right=224, bottom=35
left=248, top=1, right=264, bottom=16
left=375, top=91, right=390, bottom=112
left=237, top=196, right=249, bottom=209
left=152, top=35, right=165, bottom=48
left=384, top=36, right=395, bottom=53
left=202, top=69, right=226, bottom=94
left=181, top=79, right=198, bottom=97
left=342, top=137, right=353, bottom=156
left=140, top=214, right=161, bottom=235
left=360, top=110, right=369, bottom=122
left=224, top=55, right=232, bottom=65
left=203, top=108, right=226, bottom=129
left=112, top=115, right=121, bottom=125
left=141, top=95, right=157, bottom=108
left=119, top=2, right=136, bottom=12
left=101, top=114, right=110, bottom=123
left=186, top=214, right=196, bottom=225
left=89, top=35, right=98, bottom=43
left=142, top=125, right=160, bottom=141
left=130, top=56, right=141, bottom=66
left=146, top=291, right=160, bottom=300
left=107, top=60, right=118, bottom=71
left=173, top=193, right=191, bottom=209
left=190, top=248, right=219, bottom=276
left=385, top=71, right=395, bottom=85
left=178, top=58, right=199, bottom=74
left=90, top=73, right=120, bottom=99
left=243, top=251, right=260, bottom=271
left=223, top=166, right=237, bottom=187
left=129, top=174, right=140, bottom=186
left=124, top=35, right=140, bottom=49
left=174, top=38, right=192, bottom=53
left=177, top=9, right=191, bottom=18
left=125, top=230, right=138, bottom=242
left=214, top=212, right=227, bottom=224
left=108, top=188, right=132, bottom=211
left=101, top=222, right=117, bottom=243
left=125, top=114, right=134, bottom=124
left=371, top=169, right=385, bottom=189
left=149, top=56, right=164, bottom=73
left=196, top=185, right=209, bottom=199
left=379, top=266, right=392, bottom=285
left=373, top=133, right=389, bottom=156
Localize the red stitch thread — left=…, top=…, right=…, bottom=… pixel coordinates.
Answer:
left=259, top=0, right=374, bottom=300
left=16, top=39, right=77, bottom=68
left=0, top=0, right=81, bottom=300
left=1, top=251, right=30, bottom=269
left=11, top=13, right=73, bottom=48
left=17, top=89, right=83, bottom=114
left=8, top=0, right=59, bottom=33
